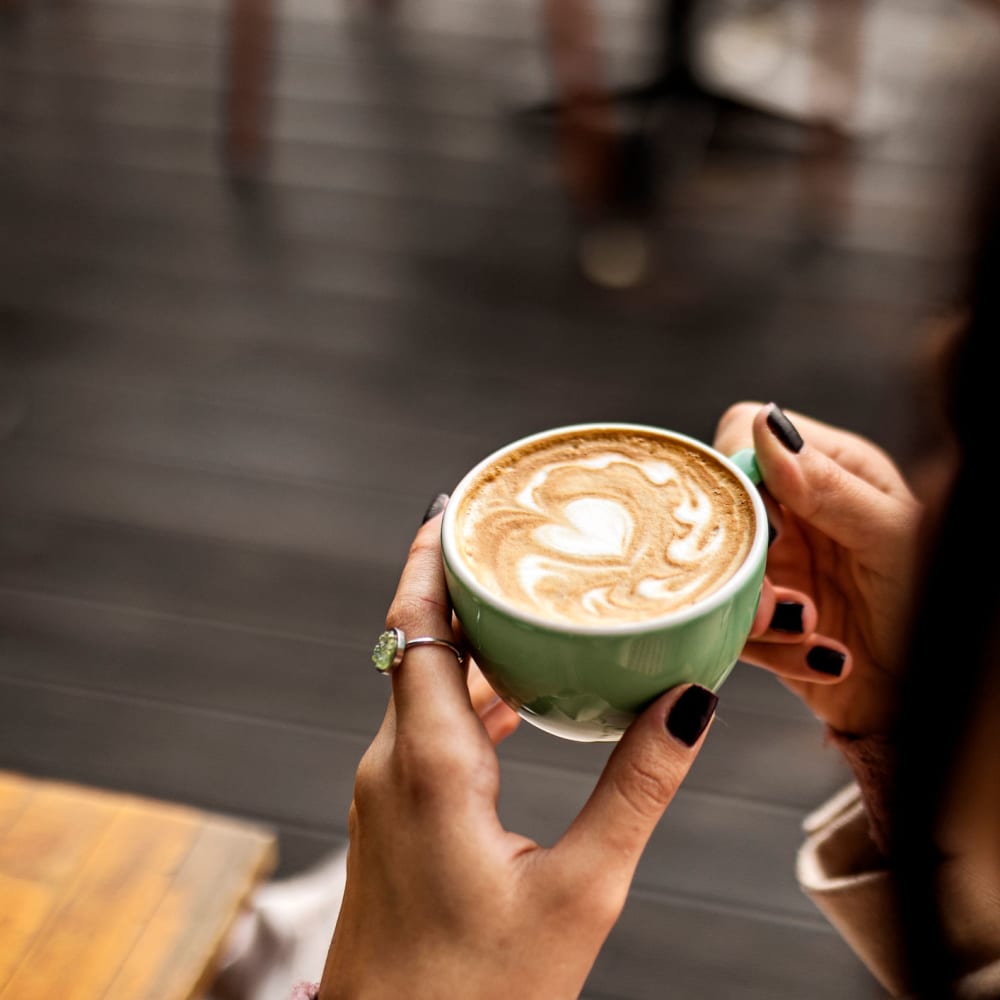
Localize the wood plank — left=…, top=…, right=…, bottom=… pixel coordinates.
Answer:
left=0, top=286, right=926, bottom=468
left=0, top=580, right=823, bottom=705
left=585, top=889, right=880, bottom=999
left=0, top=380, right=492, bottom=500
left=0, top=74, right=512, bottom=162
left=0, top=788, right=871, bottom=998
left=203, top=838, right=879, bottom=998
left=0, top=586, right=849, bottom=807
left=0, top=132, right=971, bottom=259
left=0, top=126, right=509, bottom=208
left=0, top=588, right=392, bottom=732
left=0, top=34, right=539, bottom=122
left=0, top=680, right=367, bottom=842
left=0, top=774, right=32, bottom=838
left=197, top=838, right=879, bottom=998
left=0, top=785, right=119, bottom=991
left=0, top=0, right=639, bottom=78
left=15, top=0, right=647, bottom=46
left=105, top=818, right=275, bottom=1000
left=0, top=289, right=769, bottom=437
left=0, top=773, right=274, bottom=1000
left=0, top=174, right=557, bottom=285
left=0, top=512, right=402, bottom=644
left=502, top=692, right=851, bottom=808
left=0, top=680, right=834, bottom=921
left=0, top=175, right=950, bottom=311
left=493, top=753, right=824, bottom=920
left=0, top=781, right=120, bottom=884
left=10, top=0, right=995, bottom=126
left=0, top=81, right=978, bottom=211
left=0, top=272, right=927, bottom=423
left=0, top=802, right=199, bottom=1000
left=0, top=445, right=429, bottom=565
left=0, top=571, right=830, bottom=743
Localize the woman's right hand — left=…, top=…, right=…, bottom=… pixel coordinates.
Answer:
left=714, top=402, right=925, bottom=737
left=319, top=512, right=716, bottom=1000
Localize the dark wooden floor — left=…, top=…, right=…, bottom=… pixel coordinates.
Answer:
left=3, top=0, right=1000, bottom=996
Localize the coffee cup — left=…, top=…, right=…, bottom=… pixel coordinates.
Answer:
left=440, top=423, right=767, bottom=742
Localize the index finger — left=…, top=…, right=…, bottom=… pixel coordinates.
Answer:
left=384, top=514, right=477, bottom=735
left=748, top=405, right=921, bottom=555
left=715, top=401, right=913, bottom=500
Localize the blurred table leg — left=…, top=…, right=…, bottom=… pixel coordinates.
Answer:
left=800, top=0, right=867, bottom=238
left=224, top=0, right=277, bottom=180
left=541, top=0, right=616, bottom=222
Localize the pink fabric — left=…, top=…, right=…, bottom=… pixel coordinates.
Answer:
left=288, top=982, right=320, bottom=1000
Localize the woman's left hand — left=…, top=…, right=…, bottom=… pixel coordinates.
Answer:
left=318, top=511, right=717, bottom=1000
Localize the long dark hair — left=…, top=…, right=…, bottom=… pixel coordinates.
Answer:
left=890, top=106, right=1000, bottom=996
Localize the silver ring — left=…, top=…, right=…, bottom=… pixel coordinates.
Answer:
left=371, top=627, right=464, bottom=674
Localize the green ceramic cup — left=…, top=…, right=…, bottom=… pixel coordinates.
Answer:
left=441, top=423, right=767, bottom=742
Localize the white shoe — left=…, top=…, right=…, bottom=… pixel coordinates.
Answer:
left=207, top=847, right=349, bottom=1000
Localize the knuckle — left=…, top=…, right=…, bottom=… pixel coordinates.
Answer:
left=385, top=594, right=436, bottom=633
left=390, top=735, right=475, bottom=808
left=588, top=880, right=630, bottom=928
left=351, top=745, right=384, bottom=814
left=408, top=530, right=439, bottom=560
left=715, top=402, right=759, bottom=446
left=802, top=454, right=850, bottom=523
left=613, top=748, right=680, bottom=822
left=554, top=867, right=628, bottom=929
left=385, top=592, right=423, bottom=628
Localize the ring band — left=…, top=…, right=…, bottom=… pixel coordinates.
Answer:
left=372, top=627, right=464, bottom=674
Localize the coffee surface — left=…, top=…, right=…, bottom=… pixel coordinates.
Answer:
left=454, top=429, right=755, bottom=626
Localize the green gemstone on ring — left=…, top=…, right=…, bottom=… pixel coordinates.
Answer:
left=372, top=629, right=399, bottom=673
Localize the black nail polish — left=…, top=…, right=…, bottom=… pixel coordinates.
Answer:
left=421, top=493, right=449, bottom=524
left=770, top=601, right=805, bottom=634
left=666, top=685, right=719, bottom=747
left=766, top=404, right=804, bottom=454
left=807, top=646, right=846, bottom=677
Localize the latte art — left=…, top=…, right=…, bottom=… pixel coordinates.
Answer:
left=454, top=430, right=755, bottom=626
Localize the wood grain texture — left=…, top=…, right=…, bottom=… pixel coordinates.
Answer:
left=0, top=771, right=275, bottom=1000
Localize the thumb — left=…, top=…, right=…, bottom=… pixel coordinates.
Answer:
left=752, top=403, right=908, bottom=553
left=555, top=684, right=717, bottom=885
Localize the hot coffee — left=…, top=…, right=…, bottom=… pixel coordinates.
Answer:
left=452, top=427, right=755, bottom=628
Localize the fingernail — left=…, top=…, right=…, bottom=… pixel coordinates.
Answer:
left=766, top=403, right=804, bottom=454
left=666, top=685, right=719, bottom=747
left=807, top=646, right=846, bottom=677
left=421, top=493, right=449, bottom=524
left=770, top=601, right=805, bottom=634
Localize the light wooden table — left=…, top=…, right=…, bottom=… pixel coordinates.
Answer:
left=0, top=769, right=277, bottom=1000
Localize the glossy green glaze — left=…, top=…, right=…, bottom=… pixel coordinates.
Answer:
left=441, top=424, right=769, bottom=742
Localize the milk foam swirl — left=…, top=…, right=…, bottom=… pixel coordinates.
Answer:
left=455, top=431, right=755, bottom=626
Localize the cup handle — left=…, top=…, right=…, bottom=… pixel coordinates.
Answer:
left=729, top=448, right=762, bottom=486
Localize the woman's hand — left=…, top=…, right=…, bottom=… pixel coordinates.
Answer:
left=318, top=512, right=717, bottom=1000
left=714, top=402, right=924, bottom=737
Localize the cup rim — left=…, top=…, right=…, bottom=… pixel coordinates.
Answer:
left=441, top=422, right=769, bottom=636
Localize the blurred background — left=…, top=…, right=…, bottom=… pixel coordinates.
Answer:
left=2, top=0, right=1000, bottom=996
